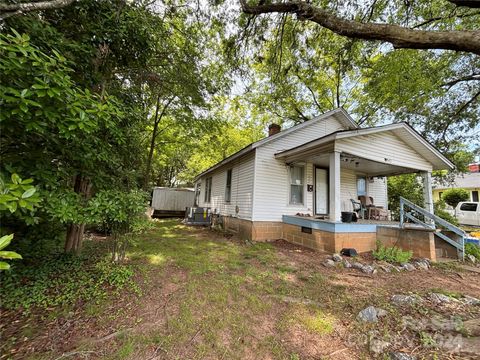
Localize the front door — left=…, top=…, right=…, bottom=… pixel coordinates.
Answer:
left=315, top=168, right=328, bottom=215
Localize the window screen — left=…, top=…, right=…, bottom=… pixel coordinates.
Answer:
left=357, top=176, right=366, bottom=196
left=472, top=191, right=479, bottom=202
left=290, top=165, right=304, bottom=205
left=204, top=177, right=212, bottom=203
left=225, top=169, right=232, bottom=203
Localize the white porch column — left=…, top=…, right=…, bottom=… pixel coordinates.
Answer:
left=422, top=171, right=434, bottom=216
left=329, top=151, right=341, bottom=222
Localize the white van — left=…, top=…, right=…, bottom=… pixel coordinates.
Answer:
left=455, top=202, right=480, bottom=226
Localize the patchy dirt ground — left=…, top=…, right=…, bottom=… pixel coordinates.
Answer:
left=1, top=219, right=480, bottom=360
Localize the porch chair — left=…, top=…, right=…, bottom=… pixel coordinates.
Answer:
left=358, top=196, right=390, bottom=221
left=350, top=199, right=366, bottom=220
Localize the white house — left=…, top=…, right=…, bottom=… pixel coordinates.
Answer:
left=194, top=108, right=455, bottom=255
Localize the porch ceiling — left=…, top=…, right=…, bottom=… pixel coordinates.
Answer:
left=299, top=152, right=419, bottom=177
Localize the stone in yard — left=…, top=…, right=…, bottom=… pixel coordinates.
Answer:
left=362, top=265, right=377, bottom=275
left=462, top=295, right=480, bottom=306
left=370, top=339, right=390, bottom=354
left=343, top=259, right=352, bottom=268
left=389, top=352, right=416, bottom=360
left=391, top=294, right=422, bottom=306
left=401, top=263, right=416, bottom=271
left=462, top=318, right=480, bottom=336
left=414, top=261, right=429, bottom=270
left=467, top=254, right=476, bottom=264
left=357, top=306, right=387, bottom=323
left=439, top=335, right=480, bottom=356
left=323, top=259, right=335, bottom=267
left=352, top=262, right=365, bottom=270
left=332, top=253, right=343, bottom=262
left=429, top=292, right=459, bottom=304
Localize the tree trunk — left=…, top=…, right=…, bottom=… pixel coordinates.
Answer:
left=65, top=175, right=92, bottom=254
left=143, top=95, right=175, bottom=190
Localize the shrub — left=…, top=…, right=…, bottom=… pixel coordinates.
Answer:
left=372, top=240, right=413, bottom=263
left=434, top=200, right=458, bottom=226
left=442, top=188, right=469, bottom=208
left=0, top=239, right=138, bottom=312
left=465, top=243, right=480, bottom=261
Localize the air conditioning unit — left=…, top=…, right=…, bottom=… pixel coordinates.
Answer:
left=185, top=207, right=212, bottom=225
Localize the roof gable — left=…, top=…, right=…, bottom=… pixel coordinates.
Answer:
left=195, top=108, right=357, bottom=180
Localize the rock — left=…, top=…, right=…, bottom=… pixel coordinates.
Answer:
left=429, top=292, right=459, bottom=304
left=414, top=260, right=429, bottom=270
left=352, top=262, right=364, bottom=270
left=389, top=352, right=415, bottom=360
left=462, top=295, right=480, bottom=306
left=332, top=253, right=343, bottom=262
left=362, top=265, right=377, bottom=275
left=357, top=306, right=387, bottom=323
left=439, top=335, right=480, bottom=356
left=467, top=254, right=476, bottom=264
left=463, top=318, right=480, bottom=336
left=391, top=294, right=422, bottom=306
left=343, top=259, right=352, bottom=268
left=401, top=263, right=416, bottom=271
left=323, top=259, right=335, bottom=267
left=370, top=339, right=390, bottom=354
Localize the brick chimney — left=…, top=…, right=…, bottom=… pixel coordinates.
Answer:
left=268, top=123, right=281, bottom=137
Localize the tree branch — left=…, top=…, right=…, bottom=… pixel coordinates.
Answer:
left=448, top=0, right=480, bottom=8
left=0, top=0, right=75, bottom=19
left=240, top=0, right=480, bottom=55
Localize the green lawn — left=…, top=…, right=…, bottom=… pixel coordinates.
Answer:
left=2, top=219, right=480, bottom=359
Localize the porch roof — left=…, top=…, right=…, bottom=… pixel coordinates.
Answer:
left=274, top=122, right=454, bottom=173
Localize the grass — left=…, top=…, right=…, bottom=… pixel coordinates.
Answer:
left=4, top=219, right=479, bottom=359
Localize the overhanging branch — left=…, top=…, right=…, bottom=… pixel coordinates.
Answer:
left=0, top=0, right=75, bottom=20
left=240, top=0, right=480, bottom=55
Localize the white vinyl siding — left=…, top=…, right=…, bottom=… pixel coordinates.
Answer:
left=196, top=152, right=255, bottom=220
left=339, top=169, right=388, bottom=212
left=335, top=132, right=433, bottom=172
left=367, top=176, right=388, bottom=209
left=252, top=116, right=345, bottom=221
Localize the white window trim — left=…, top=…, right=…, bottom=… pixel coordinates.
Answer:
left=288, top=165, right=305, bottom=206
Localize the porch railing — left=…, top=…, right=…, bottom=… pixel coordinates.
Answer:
left=399, top=196, right=465, bottom=260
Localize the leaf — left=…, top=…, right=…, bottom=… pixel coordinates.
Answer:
left=0, top=262, right=10, bottom=271
left=22, top=187, right=36, bottom=198
left=0, top=251, right=22, bottom=259
left=11, top=173, right=21, bottom=184
left=0, top=234, right=13, bottom=250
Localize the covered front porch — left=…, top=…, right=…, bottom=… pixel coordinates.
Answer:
left=275, top=123, right=444, bottom=223
left=275, top=123, right=455, bottom=259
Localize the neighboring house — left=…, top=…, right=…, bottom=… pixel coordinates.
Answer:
left=433, top=169, right=480, bottom=203
left=194, top=108, right=454, bottom=255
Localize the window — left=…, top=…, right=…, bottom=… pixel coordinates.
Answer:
left=472, top=191, right=479, bottom=202
left=289, top=165, right=304, bottom=205
left=194, top=182, right=201, bottom=206
left=204, top=177, right=212, bottom=203
left=439, top=191, right=443, bottom=199
left=357, top=176, right=366, bottom=197
left=460, top=203, right=478, bottom=212
left=225, top=169, right=232, bottom=203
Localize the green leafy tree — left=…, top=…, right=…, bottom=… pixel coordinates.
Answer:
left=442, top=188, right=470, bottom=208
left=388, top=174, right=424, bottom=220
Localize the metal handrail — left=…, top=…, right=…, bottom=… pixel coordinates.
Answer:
left=399, top=196, right=465, bottom=260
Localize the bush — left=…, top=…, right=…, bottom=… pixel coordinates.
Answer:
left=372, top=240, right=413, bottom=263
left=465, top=243, right=480, bottom=261
left=442, top=188, right=469, bottom=208
left=0, top=238, right=138, bottom=312
left=434, top=200, right=458, bottom=226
